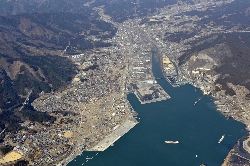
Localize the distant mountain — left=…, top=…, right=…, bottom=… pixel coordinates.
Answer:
left=0, top=0, right=194, bottom=22
left=0, top=2, right=119, bottom=160
left=0, top=5, right=117, bottom=134
left=0, top=0, right=86, bottom=15
left=176, top=0, right=250, bottom=96
left=0, top=0, right=185, bottom=135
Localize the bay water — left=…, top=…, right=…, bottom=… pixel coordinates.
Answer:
left=68, top=54, right=246, bottom=166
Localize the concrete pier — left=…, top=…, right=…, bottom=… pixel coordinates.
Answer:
left=87, top=119, right=138, bottom=151
left=243, top=137, right=250, bottom=154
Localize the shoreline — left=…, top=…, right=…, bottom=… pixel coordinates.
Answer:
left=159, top=57, right=250, bottom=164
left=87, top=118, right=138, bottom=151
left=59, top=118, right=138, bottom=166
left=194, top=85, right=250, bottom=165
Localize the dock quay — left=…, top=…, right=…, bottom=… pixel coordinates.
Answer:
left=165, top=76, right=179, bottom=87
left=87, top=118, right=138, bottom=151
left=133, top=82, right=171, bottom=104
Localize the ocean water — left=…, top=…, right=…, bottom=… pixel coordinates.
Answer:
left=68, top=54, right=246, bottom=166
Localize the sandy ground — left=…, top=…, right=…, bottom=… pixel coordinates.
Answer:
left=0, top=151, right=23, bottom=164
left=64, top=131, right=74, bottom=138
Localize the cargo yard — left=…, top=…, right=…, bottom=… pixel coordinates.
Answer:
left=134, top=82, right=170, bottom=104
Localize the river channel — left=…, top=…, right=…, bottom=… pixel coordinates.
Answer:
left=68, top=52, right=246, bottom=166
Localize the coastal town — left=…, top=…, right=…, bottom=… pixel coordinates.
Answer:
left=1, top=0, right=250, bottom=165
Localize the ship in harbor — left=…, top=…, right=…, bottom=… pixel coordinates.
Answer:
left=218, top=134, right=225, bottom=144
left=194, top=96, right=203, bottom=105
left=165, top=141, right=179, bottom=144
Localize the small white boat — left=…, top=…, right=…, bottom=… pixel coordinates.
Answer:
left=218, top=134, right=225, bottom=144
left=165, top=141, right=179, bottom=144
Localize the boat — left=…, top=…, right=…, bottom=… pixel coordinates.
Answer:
left=194, top=96, right=203, bottom=105
left=218, top=134, right=225, bottom=144
left=165, top=141, right=179, bottom=144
